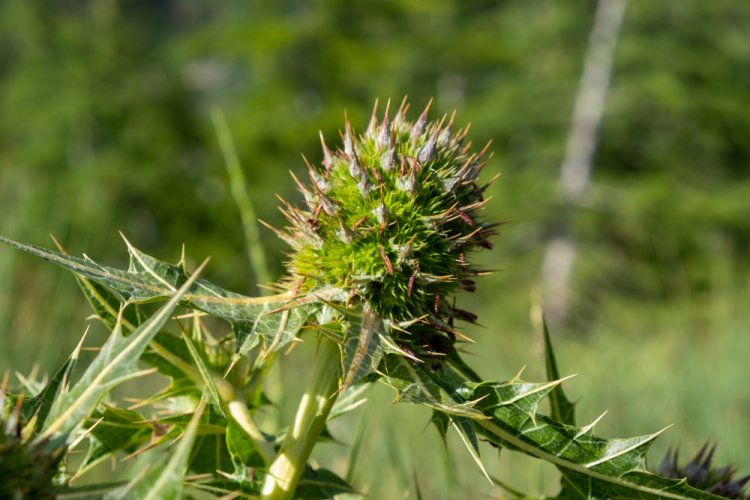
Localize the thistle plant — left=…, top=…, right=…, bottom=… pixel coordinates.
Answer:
left=0, top=100, right=746, bottom=499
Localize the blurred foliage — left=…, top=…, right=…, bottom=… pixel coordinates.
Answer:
left=0, top=0, right=748, bottom=497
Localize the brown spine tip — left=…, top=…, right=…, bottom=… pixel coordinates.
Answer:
left=410, top=97, right=433, bottom=141
left=454, top=208, right=476, bottom=226
left=407, top=268, right=419, bottom=297
left=319, top=131, right=333, bottom=172
left=290, top=169, right=315, bottom=210
left=367, top=98, right=379, bottom=135
left=379, top=244, right=394, bottom=275
left=351, top=215, right=369, bottom=231
left=396, top=96, right=409, bottom=120
left=259, top=219, right=299, bottom=249
left=440, top=110, right=456, bottom=145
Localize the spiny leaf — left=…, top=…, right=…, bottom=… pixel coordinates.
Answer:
left=543, top=318, right=576, bottom=426
left=20, top=358, right=73, bottom=435
left=105, top=398, right=207, bottom=500
left=469, top=380, right=722, bottom=499
left=226, top=417, right=267, bottom=469
left=429, top=408, right=485, bottom=480
left=450, top=415, right=491, bottom=484
left=181, top=331, right=224, bottom=410
left=329, top=384, right=369, bottom=420
left=74, top=272, right=142, bottom=333
left=57, top=482, right=128, bottom=498
left=341, top=305, right=386, bottom=388
left=78, top=406, right=153, bottom=475
left=295, top=466, right=358, bottom=499
left=382, top=361, right=721, bottom=499
left=35, top=259, right=207, bottom=444
left=141, top=331, right=197, bottom=393
left=234, top=301, right=316, bottom=362
left=0, top=236, right=318, bottom=355
left=379, top=356, right=483, bottom=419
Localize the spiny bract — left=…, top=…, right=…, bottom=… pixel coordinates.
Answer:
left=274, top=99, right=496, bottom=340
left=0, top=399, right=63, bottom=500
left=657, top=445, right=749, bottom=499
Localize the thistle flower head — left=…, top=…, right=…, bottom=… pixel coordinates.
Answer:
left=276, top=99, right=496, bottom=331
left=657, top=444, right=749, bottom=499
left=0, top=392, right=63, bottom=499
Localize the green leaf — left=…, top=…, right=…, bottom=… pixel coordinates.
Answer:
left=80, top=406, right=153, bottom=474
left=295, top=467, right=358, bottom=499
left=341, top=305, right=386, bottom=388
left=382, top=362, right=721, bottom=499
left=543, top=318, right=576, bottom=426
left=74, top=273, right=142, bottom=333
left=469, top=380, right=723, bottom=499
left=379, top=356, right=483, bottom=419
left=189, top=432, right=235, bottom=475
left=181, top=331, right=223, bottom=410
left=141, top=331, right=196, bottom=391
left=105, top=398, right=208, bottom=500
left=431, top=410, right=490, bottom=484
left=234, top=301, right=316, bottom=361
left=57, top=482, right=128, bottom=498
left=226, top=417, right=266, bottom=468
left=329, top=384, right=369, bottom=420
left=35, top=260, right=206, bottom=444
left=21, top=357, right=73, bottom=434
left=0, top=236, right=317, bottom=355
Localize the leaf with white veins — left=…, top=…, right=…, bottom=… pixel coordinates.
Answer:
left=0, top=236, right=320, bottom=355
left=35, top=259, right=207, bottom=444
left=105, top=398, right=208, bottom=500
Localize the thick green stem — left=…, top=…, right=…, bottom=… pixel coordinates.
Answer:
left=261, top=337, right=341, bottom=500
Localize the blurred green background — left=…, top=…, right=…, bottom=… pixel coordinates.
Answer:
left=1, top=1, right=748, bottom=498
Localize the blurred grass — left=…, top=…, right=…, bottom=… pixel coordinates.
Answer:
left=1, top=1, right=749, bottom=498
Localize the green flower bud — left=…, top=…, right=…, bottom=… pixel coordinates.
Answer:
left=0, top=398, right=63, bottom=499
left=276, top=99, right=497, bottom=335
left=657, top=445, right=749, bottom=499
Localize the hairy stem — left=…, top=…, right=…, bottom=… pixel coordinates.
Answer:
left=261, top=337, right=341, bottom=500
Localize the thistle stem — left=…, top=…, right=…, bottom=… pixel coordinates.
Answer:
left=261, top=337, right=341, bottom=500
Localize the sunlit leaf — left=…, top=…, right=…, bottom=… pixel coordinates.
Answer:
left=79, top=406, right=153, bottom=474
left=379, top=356, right=483, bottom=419
left=0, top=236, right=321, bottom=355
left=543, top=318, right=576, bottom=426
left=341, top=306, right=386, bottom=388
left=295, top=467, right=358, bottom=499
left=35, top=260, right=206, bottom=444
left=105, top=398, right=207, bottom=500
left=471, top=379, right=723, bottom=499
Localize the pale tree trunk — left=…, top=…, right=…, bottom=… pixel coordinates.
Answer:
left=542, top=0, right=628, bottom=327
